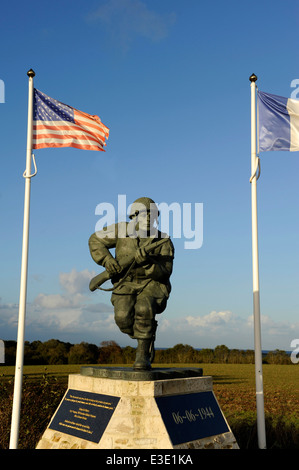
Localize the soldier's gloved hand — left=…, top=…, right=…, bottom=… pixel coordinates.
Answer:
left=104, top=257, right=121, bottom=275
left=135, top=247, right=148, bottom=264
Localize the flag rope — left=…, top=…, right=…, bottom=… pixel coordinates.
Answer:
left=23, top=153, right=37, bottom=179
left=249, top=156, right=261, bottom=182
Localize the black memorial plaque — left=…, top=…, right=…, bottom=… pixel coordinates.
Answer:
left=155, top=391, right=229, bottom=446
left=49, top=389, right=120, bottom=443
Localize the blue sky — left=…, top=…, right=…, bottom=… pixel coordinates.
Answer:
left=0, top=0, right=298, bottom=351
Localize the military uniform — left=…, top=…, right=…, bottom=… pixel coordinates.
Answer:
left=89, top=197, right=174, bottom=370
left=89, top=221, right=174, bottom=340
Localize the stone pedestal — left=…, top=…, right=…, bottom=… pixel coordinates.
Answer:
left=36, top=367, right=238, bottom=449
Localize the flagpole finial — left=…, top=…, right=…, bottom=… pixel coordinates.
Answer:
left=27, top=69, right=35, bottom=78
left=249, top=73, right=257, bottom=82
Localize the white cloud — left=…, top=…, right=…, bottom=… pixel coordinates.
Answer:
left=185, top=310, right=236, bottom=329
left=59, top=268, right=96, bottom=295
left=0, top=269, right=116, bottom=344
left=157, top=310, right=299, bottom=351
left=33, top=268, right=96, bottom=310
left=27, top=269, right=114, bottom=338
left=87, top=0, right=176, bottom=50
left=155, top=311, right=246, bottom=348
left=1, top=273, right=298, bottom=350
left=0, top=302, right=19, bottom=327
left=34, top=293, right=84, bottom=309
left=247, top=314, right=299, bottom=338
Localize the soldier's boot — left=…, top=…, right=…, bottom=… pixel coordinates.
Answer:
left=133, top=339, right=152, bottom=370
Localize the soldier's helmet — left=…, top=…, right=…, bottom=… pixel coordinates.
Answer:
left=129, top=197, right=159, bottom=220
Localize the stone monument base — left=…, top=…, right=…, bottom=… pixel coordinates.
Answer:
left=36, top=367, right=238, bottom=449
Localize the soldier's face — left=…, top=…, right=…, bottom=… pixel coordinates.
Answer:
left=136, top=211, right=157, bottom=233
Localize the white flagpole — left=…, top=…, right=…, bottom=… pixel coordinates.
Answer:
left=9, top=69, right=35, bottom=449
left=249, top=73, right=266, bottom=449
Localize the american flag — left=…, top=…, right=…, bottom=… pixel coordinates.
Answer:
left=32, top=89, right=109, bottom=151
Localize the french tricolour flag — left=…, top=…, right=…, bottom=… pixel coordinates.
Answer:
left=258, top=90, right=299, bottom=152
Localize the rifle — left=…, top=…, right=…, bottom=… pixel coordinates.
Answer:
left=89, top=237, right=169, bottom=292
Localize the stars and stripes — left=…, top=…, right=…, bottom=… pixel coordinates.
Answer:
left=32, top=89, right=109, bottom=151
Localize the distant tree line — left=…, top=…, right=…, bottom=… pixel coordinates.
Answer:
left=1, top=340, right=293, bottom=366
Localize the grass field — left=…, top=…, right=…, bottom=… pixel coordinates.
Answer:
left=1, top=362, right=299, bottom=419
left=1, top=363, right=298, bottom=449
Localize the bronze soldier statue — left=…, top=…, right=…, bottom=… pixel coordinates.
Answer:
left=88, top=197, right=174, bottom=371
